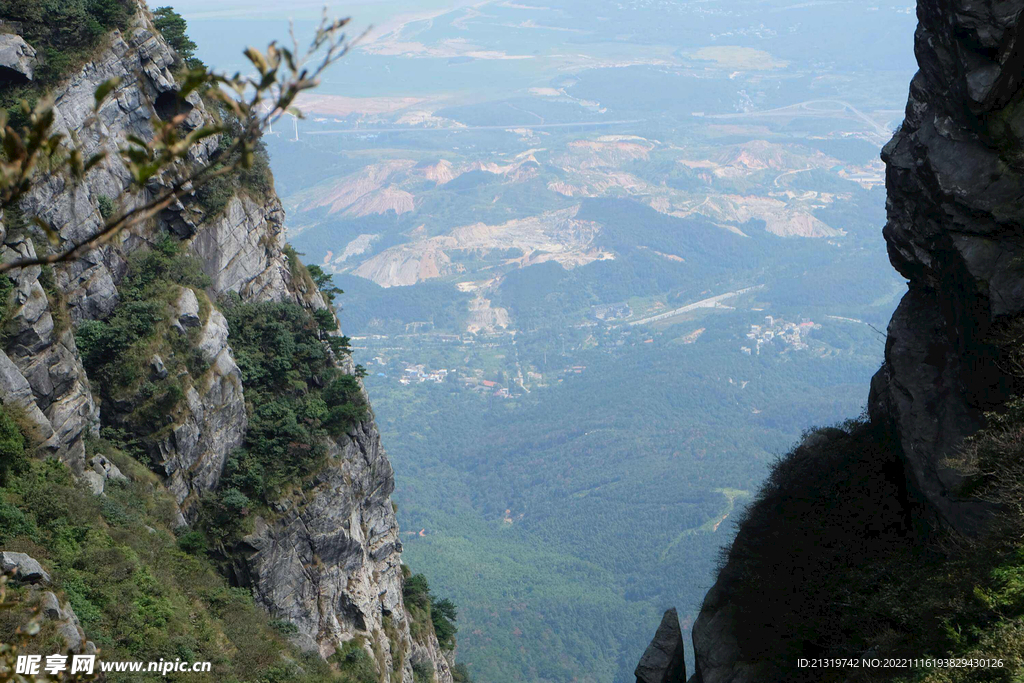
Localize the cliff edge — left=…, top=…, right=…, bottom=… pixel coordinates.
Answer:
left=642, top=1, right=1024, bottom=681
left=0, top=4, right=454, bottom=681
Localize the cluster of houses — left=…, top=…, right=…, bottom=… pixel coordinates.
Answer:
left=592, top=302, right=632, bottom=321
left=740, top=315, right=817, bottom=355
left=398, top=364, right=451, bottom=385
left=461, top=377, right=513, bottom=398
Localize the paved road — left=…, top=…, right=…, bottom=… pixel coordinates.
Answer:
left=627, top=285, right=765, bottom=326
left=704, top=100, right=894, bottom=140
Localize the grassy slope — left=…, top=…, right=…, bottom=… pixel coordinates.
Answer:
left=0, top=432, right=373, bottom=683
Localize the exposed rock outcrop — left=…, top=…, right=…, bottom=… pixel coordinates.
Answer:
left=866, top=0, right=1024, bottom=533
left=238, top=419, right=402, bottom=652
left=1, top=551, right=51, bottom=585
left=635, top=608, right=686, bottom=683
left=38, top=590, right=91, bottom=654
left=682, top=1, right=1024, bottom=680
left=0, top=34, right=35, bottom=83
left=0, top=236, right=97, bottom=471
left=83, top=453, right=128, bottom=495
left=0, top=5, right=453, bottom=682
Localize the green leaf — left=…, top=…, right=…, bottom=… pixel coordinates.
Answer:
left=280, top=47, right=296, bottom=73
left=84, top=151, right=108, bottom=172
left=93, top=77, right=122, bottom=110
left=3, top=128, right=25, bottom=161
left=244, top=47, right=269, bottom=75
left=30, top=216, right=60, bottom=245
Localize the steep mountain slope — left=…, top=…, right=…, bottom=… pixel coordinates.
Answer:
left=0, top=4, right=455, bottom=681
left=649, top=1, right=1024, bottom=681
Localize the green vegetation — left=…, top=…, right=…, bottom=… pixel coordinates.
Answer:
left=75, top=237, right=211, bottom=457
left=412, top=660, right=435, bottom=683
left=151, top=6, right=202, bottom=70
left=194, top=119, right=275, bottom=219
left=96, top=194, right=114, bottom=220
left=193, top=293, right=365, bottom=544
left=36, top=265, right=69, bottom=335
left=402, top=570, right=458, bottom=650
left=0, top=408, right=369, bottom=682
left=307, top=264, right=344, bottom=305
left=0, top=273, right=14, bottom=345
left=0, top=0, right=133, bottom=135
left=0, top=0, right=133, bottom=87
left=714, top=324, right=1024, bottom=681
left=328, top=639, right=377, bottom=683
left=0, top=404, right=25, bottom=489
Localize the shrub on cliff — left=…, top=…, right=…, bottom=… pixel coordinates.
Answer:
left=0, top=429, right=345, bottom=682
left=151, top=6, right=201, bottom=69
left=1, top=0, right=133, bottom=86
left=402, top=571, right=458, bottom=650
left=0, top=404, right=26, bottom=486
left=74, top=238, right=212, bottom=444
left=189, top=296, right=367, bottom=543
left=717, top=322, right=1024, bottom=681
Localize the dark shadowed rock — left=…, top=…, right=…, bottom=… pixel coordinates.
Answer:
left=867, top=0, right=1024, bottom=533
left=636, top=608, right=686, bottom=683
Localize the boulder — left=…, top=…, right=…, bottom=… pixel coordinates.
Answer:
left=636, top=608, right=686, bottom=683
left=172, top=287, right=201, bottom=332
left=0, top=551, right=50, bottom=584
left=0, top=34, right=36, bottom=83
left=82, top=454, right=127, bottom=495
left=150, top=354, right=168, bottom=379
left=40, top=591, right=62, bottom=620
left=58, top=620, right=83, bottom=652
left=89, top=455, right=126, bottom=482
left=82, top=470, right=105, bottom=495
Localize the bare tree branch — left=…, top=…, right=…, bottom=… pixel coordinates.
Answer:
left=0, top=10, right=356, bottom=275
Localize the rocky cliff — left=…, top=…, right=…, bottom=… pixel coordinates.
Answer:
left=865, top=0, right=1024, bottom=534
left=649, top=1, right=1024, bottom=681
left=0, top=6, right=453, bottom=681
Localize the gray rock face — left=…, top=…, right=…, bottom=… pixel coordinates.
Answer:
left=148, top=306, right=245, bottom=519
left=0, top=551, right=50, bottom=584
left=0, top=10, right=453, bottom=682
left=238, top=419, right=422, bottom=680
left=38, top=591, right=88, bottom=653
left=40, top=591, right=62, bottom=620
left=635, top=608, right=686, bottom=683
left=172, top=287, right=201, bottom=331
left=186, top=193, right=292, bottom=301
left=1, top=235, right=97, bottom=471
left=0, top=34, right=36, bottom=83
left=866, top=0, right=1024, bottom=533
